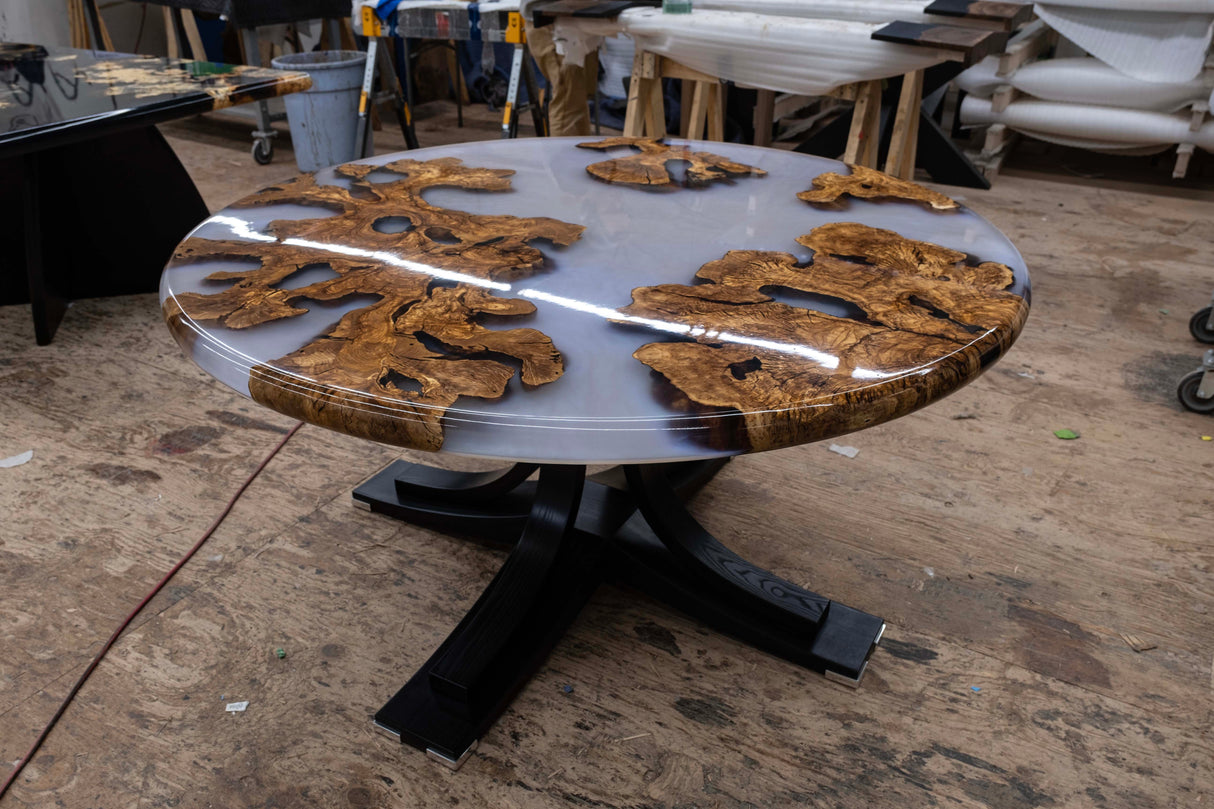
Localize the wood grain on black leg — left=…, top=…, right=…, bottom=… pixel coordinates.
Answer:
left=624, top=464, right=829, bottom=630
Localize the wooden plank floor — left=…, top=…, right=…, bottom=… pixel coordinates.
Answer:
left=2, top=105, right=1212, bottom=808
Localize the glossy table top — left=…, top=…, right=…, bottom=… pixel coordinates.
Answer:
left=0, top=42, right=310, bottom=156
left=161, top=137, right=1029, bottom=463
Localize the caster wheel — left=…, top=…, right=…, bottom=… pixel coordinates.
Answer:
left=1177, top=371, right=1214, bottom=413
left=252, top=139, right=273, bottom=165
left=1190, top=307, right=1214, bottom=343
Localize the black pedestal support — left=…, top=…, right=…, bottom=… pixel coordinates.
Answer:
left=353, top=459, right=884, bottom=767
left=2, top=125, right=210, bottom=344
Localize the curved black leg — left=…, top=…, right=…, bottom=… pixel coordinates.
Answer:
left=393, top=462, right=539, bottom=503
left=589, top=457, right=730, bottom=496
left=428, top=465, right=583, bottom=712
left=374, top=465, right=607, bottom=766
left=618, top=464, right=884, bottom=684
left=353, top=461, right=539, bottom=541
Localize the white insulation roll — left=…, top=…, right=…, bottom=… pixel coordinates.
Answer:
left=1031, top=0, right=1214, bottom=10
left=960, top=95, right=1214, bottom=150
left=558, top=9, right=955, bottom=96
left=957, top=56, right=1209, bottom=111
left=997, top=128, right=1171, bottom=153
left=692, top=0, right=936, bottom=24
left=1034, top=5, right=1214, bottom=82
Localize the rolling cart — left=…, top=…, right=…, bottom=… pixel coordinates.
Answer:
left=1178, top=294, right=1214, bottom=413
left=143, top=0, right=351, bottom=163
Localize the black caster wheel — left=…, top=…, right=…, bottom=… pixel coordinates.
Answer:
left=1190, top=307, right=1214, bottom=343
left=252, top=139, right=273, bottom=165
left=1177, top=371, right=1214, bottom=413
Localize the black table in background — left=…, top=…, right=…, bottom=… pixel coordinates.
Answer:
left=137, top=0, right=352, bottom=28
left=0, top=43, right=310, bottom=344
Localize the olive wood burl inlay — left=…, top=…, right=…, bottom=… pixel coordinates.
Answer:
left=798, top=164, right=958, bottom=211
left=81, top=57, right=313, bottom=109
left=576, top=137, right=766, bottom=187
left=618, top=222, right=1027, bottom=451
left=165, top=158, right=585, bottom=451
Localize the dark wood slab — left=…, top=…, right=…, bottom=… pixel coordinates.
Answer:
left=924, top=0, right=1033, bottom=28
left=872, top=22, right=1010, bottom=65
left=530, top=0, right=658, bottom=26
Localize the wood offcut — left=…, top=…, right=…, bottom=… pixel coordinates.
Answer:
left=577, top=137, right=766, bottom=187
left=166, top=158, right=584, bottom=451
left=924, top=0, right=1034, bottom=29
left=798, top=164, right=958, bottom=210
left=619, top=222, right=1026, bottom=452
left=871, top=22, right=1010, bottom=65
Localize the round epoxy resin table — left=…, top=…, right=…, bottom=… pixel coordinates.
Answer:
left=161, top=137, right=1029, bottom=766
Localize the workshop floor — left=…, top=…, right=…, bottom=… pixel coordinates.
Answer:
left=2, top=102, right=1212, bottom=809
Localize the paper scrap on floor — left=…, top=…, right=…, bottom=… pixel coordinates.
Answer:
left=0, top=451, right=33, bottom=468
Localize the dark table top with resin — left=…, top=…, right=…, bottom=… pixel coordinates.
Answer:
left=161, top=137, right=1030, bottom=464
left=0, top=42, right=311, bottom=157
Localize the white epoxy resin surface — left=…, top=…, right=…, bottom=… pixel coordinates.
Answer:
left=161, top=138, right=1029, bottom=464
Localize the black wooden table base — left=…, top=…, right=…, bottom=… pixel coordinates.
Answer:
left=352, top=458, right=885, bottom=768
left=2, top=125, right=210, bottom=344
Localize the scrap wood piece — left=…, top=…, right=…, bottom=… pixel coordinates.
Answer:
left=798, top=164, right=958, bottom=210
left=871, top=22, right=1010, bottom=65
left=617, top=223, right=1025, bottom=451
left=166, top=157, right=584, bottom=451
left=924, top=0, right=1034, bottom=29
left=576, top=137, right=766, bottom=187
left=1120, top=633, right=1156, bottom=653
left=530, top=0, right=658, bottom=25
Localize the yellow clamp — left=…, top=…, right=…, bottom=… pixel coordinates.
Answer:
left=361, top=6, right=384, bottom=37
left=505, top=11, right=525, bottom=44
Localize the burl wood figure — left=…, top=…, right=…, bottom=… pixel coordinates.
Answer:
left=798, top=163, right=959, bottom=210
left=576, top=137, right=766, bottom=187
left=619, top=222, right=1028, bottom=452
left=165, top=158, right=584, bottom=451
left=82, top=56, right=313, bottom=109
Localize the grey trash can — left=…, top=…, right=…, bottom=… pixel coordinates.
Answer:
left=271, top=50, right=368, bottom=172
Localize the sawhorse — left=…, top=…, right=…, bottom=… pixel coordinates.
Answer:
left=355, top=7, right=546, bottom=154
left=500, top=12, right=548, bottom=139
left=356, top=6, right=422, bottom=157
left=622, top=51, right=723, bottom=140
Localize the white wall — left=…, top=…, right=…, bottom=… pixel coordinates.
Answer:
left=0, top=1, right=167, bottom=55
left=0, top=2, right=71, bottom=45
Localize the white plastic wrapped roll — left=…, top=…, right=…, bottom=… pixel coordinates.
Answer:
left=557, top=8, right=957, bottom=96
left=957, top=56, right=1209, bottom=111
left=1034, top=5, right=1214, bottom=82
left=1034, top=0, right=1214, bottom=10
left=692, top=0, right=937, bottom=23
left=960, top=94, right=1214, bottom=149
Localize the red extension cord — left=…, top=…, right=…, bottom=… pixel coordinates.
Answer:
left=0, top=422, right=303, bottom=801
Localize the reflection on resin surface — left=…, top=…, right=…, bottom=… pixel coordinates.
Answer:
left=0, top=42, right=310, bottom=140
left=161, top=138, right=1030, bottom=463
left=164, top=159, right=582, bottom=452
